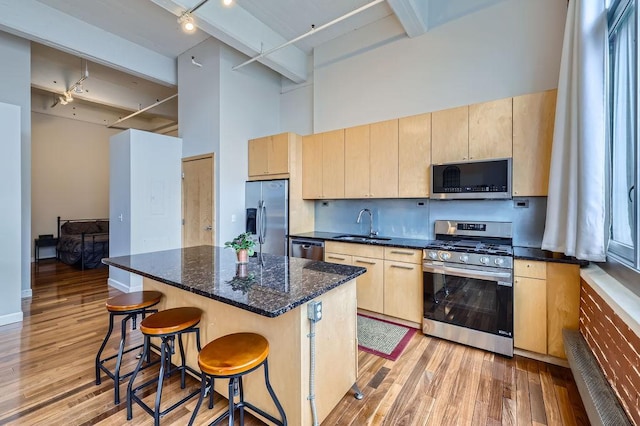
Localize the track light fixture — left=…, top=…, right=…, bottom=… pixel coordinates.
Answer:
left=178, top=12, right=196, bottom=33
left=59, top=92, right=74, bottom=105
left=51, top=60, right=89, bottom=108
left=178, top=0, right=233, bottom=34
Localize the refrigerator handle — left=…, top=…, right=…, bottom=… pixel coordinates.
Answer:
left=256, top=201, right=262, bottom=242
left=260, top=203, right=267, bottom=244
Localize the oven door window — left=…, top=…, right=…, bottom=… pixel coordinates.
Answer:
left=423, top=270, right=512, bottom=337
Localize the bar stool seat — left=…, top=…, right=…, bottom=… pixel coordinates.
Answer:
left=189, top=332, right=287, bottom=426
left=95, top=290, right=163, bottom=405
left=127, top=307, right=203, bottom=426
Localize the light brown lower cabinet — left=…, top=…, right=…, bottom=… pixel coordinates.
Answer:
left=383, top=259, right=422, bottom=323
left=353, top=256, right=384, bottom=313
left=513, top=259, right=580, bottom=359
left=324, top=242, right=422, bottom=323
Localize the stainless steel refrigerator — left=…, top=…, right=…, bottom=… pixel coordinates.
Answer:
left=245, top=179, right=289, bottom=256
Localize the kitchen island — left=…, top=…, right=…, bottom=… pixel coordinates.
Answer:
left=103, top=245, right=365, bottom=425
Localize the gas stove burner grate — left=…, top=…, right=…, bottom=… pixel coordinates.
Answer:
left=426, top=239, right=513, bottom=257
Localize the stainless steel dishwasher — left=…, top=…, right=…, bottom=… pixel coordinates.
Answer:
left=289, top=238, right=325, bottom=260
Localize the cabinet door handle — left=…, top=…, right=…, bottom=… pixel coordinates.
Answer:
left=355, top=259, right=376, bottom=265
left=391, top=264, right=414, bottom=270
left=328, top=255, right=346, bottom=261
left=390, top=250, right=414, bottom=256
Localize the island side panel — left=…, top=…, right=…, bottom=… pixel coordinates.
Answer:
left=300, top=278, right=357, bottom=424
left=143, top=277, right=357, bottom=425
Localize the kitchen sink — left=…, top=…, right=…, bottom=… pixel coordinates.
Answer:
left=334, top=234, right=392, bottom=243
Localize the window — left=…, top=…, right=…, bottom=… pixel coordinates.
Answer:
left=607, top=0, right=638, bottom=267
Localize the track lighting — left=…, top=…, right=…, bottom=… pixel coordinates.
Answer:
left=178, top=12, right=196, bottom=33
left=59, top=92, right=74, bottom=105
left=177, top=0, right=233, bottom=34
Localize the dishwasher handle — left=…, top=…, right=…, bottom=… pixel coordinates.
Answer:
left=289, top=238, right=325, bottom=260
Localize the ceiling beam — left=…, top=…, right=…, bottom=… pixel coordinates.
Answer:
left=0, top=0, right=177, bottom=86
left=387, top=0, right=429, bottom=38
left=151, top=0, right=308, bottom=83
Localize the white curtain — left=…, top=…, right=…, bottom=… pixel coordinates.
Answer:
left=541, top=0, right=607, bottom=261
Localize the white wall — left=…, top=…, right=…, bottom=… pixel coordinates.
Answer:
left=109, top=129, right=182, bottom=292
left=218, top=45, right=282, bottom=244
left=0, top=31, right=31, bottom=298
left=178, top=40, right=283, bottom=246
left=312, top=0, right=567, bottom=132
left=0, top=102, right=23, bottom=325
left=31, top=113, right=117, bottom=259
left=178, top=38, right=222, bottom=159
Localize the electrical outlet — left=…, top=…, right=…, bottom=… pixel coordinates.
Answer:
left=307, top=301, right=322, bottom=322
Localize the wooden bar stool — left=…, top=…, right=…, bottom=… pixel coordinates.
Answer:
left=127, top=307, right=203, bottom=426
left=189, top=332, right=287, bottom=426
left=95, top=290, right=163, bottom=404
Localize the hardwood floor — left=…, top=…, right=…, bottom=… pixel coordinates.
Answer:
left=0, top=261, right=589, bottom=425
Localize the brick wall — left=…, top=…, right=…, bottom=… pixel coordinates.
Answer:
left=580, top=279, right=640, bottom=425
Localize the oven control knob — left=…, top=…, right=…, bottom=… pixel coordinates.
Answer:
left=494, top=258, right=504, bottom=266
left=428, top=251, right=439, bottom=260
left=459, top=254, right=469, bottom=263
left=479, top=256, right=490, bottom=264
left=440, top=251, right=451, bottom=261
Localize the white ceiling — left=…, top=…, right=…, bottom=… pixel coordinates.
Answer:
left=14, top=0, right=503, bottom=130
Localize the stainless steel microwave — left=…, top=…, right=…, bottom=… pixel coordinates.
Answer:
left=430, top=158, right=512, bottom=200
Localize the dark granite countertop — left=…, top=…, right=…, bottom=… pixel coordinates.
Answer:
left=513, top=246, right=589, bottom=266
left=103, top=245, right=366, bottom=318
left=290, top=231, right=432, bottom=250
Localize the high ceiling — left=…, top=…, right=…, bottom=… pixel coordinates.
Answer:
left=1, top=0, right=504, bottom=130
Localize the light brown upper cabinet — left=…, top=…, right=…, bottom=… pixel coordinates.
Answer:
left=370, top=119, right=399, bottom=198
left=399, top=113, right=431, bottom=197
left=431, top=106, right=469, bottom=164
left=432, top=99, right=513, bottom=165
left=344, top=124, right=370, bottom=198
left=469, top=98, right=512, bottom=160
left=248, top=133, right=290, bottom=179
left=513, top=89, right=557, bottom=196
left=344, top=119, right=398, bottom=198
left=302, top=129, right=345, bottom=199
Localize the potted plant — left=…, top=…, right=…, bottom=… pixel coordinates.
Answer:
left=224, top=232, right=256, bottom=263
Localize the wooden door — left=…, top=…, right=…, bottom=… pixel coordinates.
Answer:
left=513, top=90, right=557, bottom=196
left=370, top=119, right=399, bottom=198
left=399, top=113, right=431, bottom=197
left=322, top=129, right=345, bottom=199
left=248, top=137, right=268, bottom=177
left=302, top=134, right=323, bottom=199
left=469, top=98, right=513, bottom=160
left=431, top=105, right=469, bottom=164
left=268, top=133, right=290, bottom=175
left=345, top=124, right=370, bottom=198
left=182, top=154, right=214, bottom=247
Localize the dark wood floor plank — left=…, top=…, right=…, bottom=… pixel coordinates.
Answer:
left=0, top=262, right=590, bottom=425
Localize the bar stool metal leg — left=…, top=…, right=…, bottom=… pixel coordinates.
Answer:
left=127, top=336, right=149, bottom=420
left=95, top=312, right=115, bottom=386
left=263, top=360, right=287, bottom=425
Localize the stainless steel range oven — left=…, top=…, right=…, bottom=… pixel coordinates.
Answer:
left=423, top=220, right=514, bottom=357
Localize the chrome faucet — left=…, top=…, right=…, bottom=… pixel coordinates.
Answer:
left=356, top=208, right=377, bottom=237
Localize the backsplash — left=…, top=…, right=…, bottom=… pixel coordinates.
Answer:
left=313, top=197, right=547, bottom=247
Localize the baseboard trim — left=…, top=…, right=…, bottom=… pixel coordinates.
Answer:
left=514, top=348, right=569, bottom=368
left=21, top=289, right=32, bottom=298
left=107, top=277, right=142, bottom=293
left=0, top=311, right=23, bottom=326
